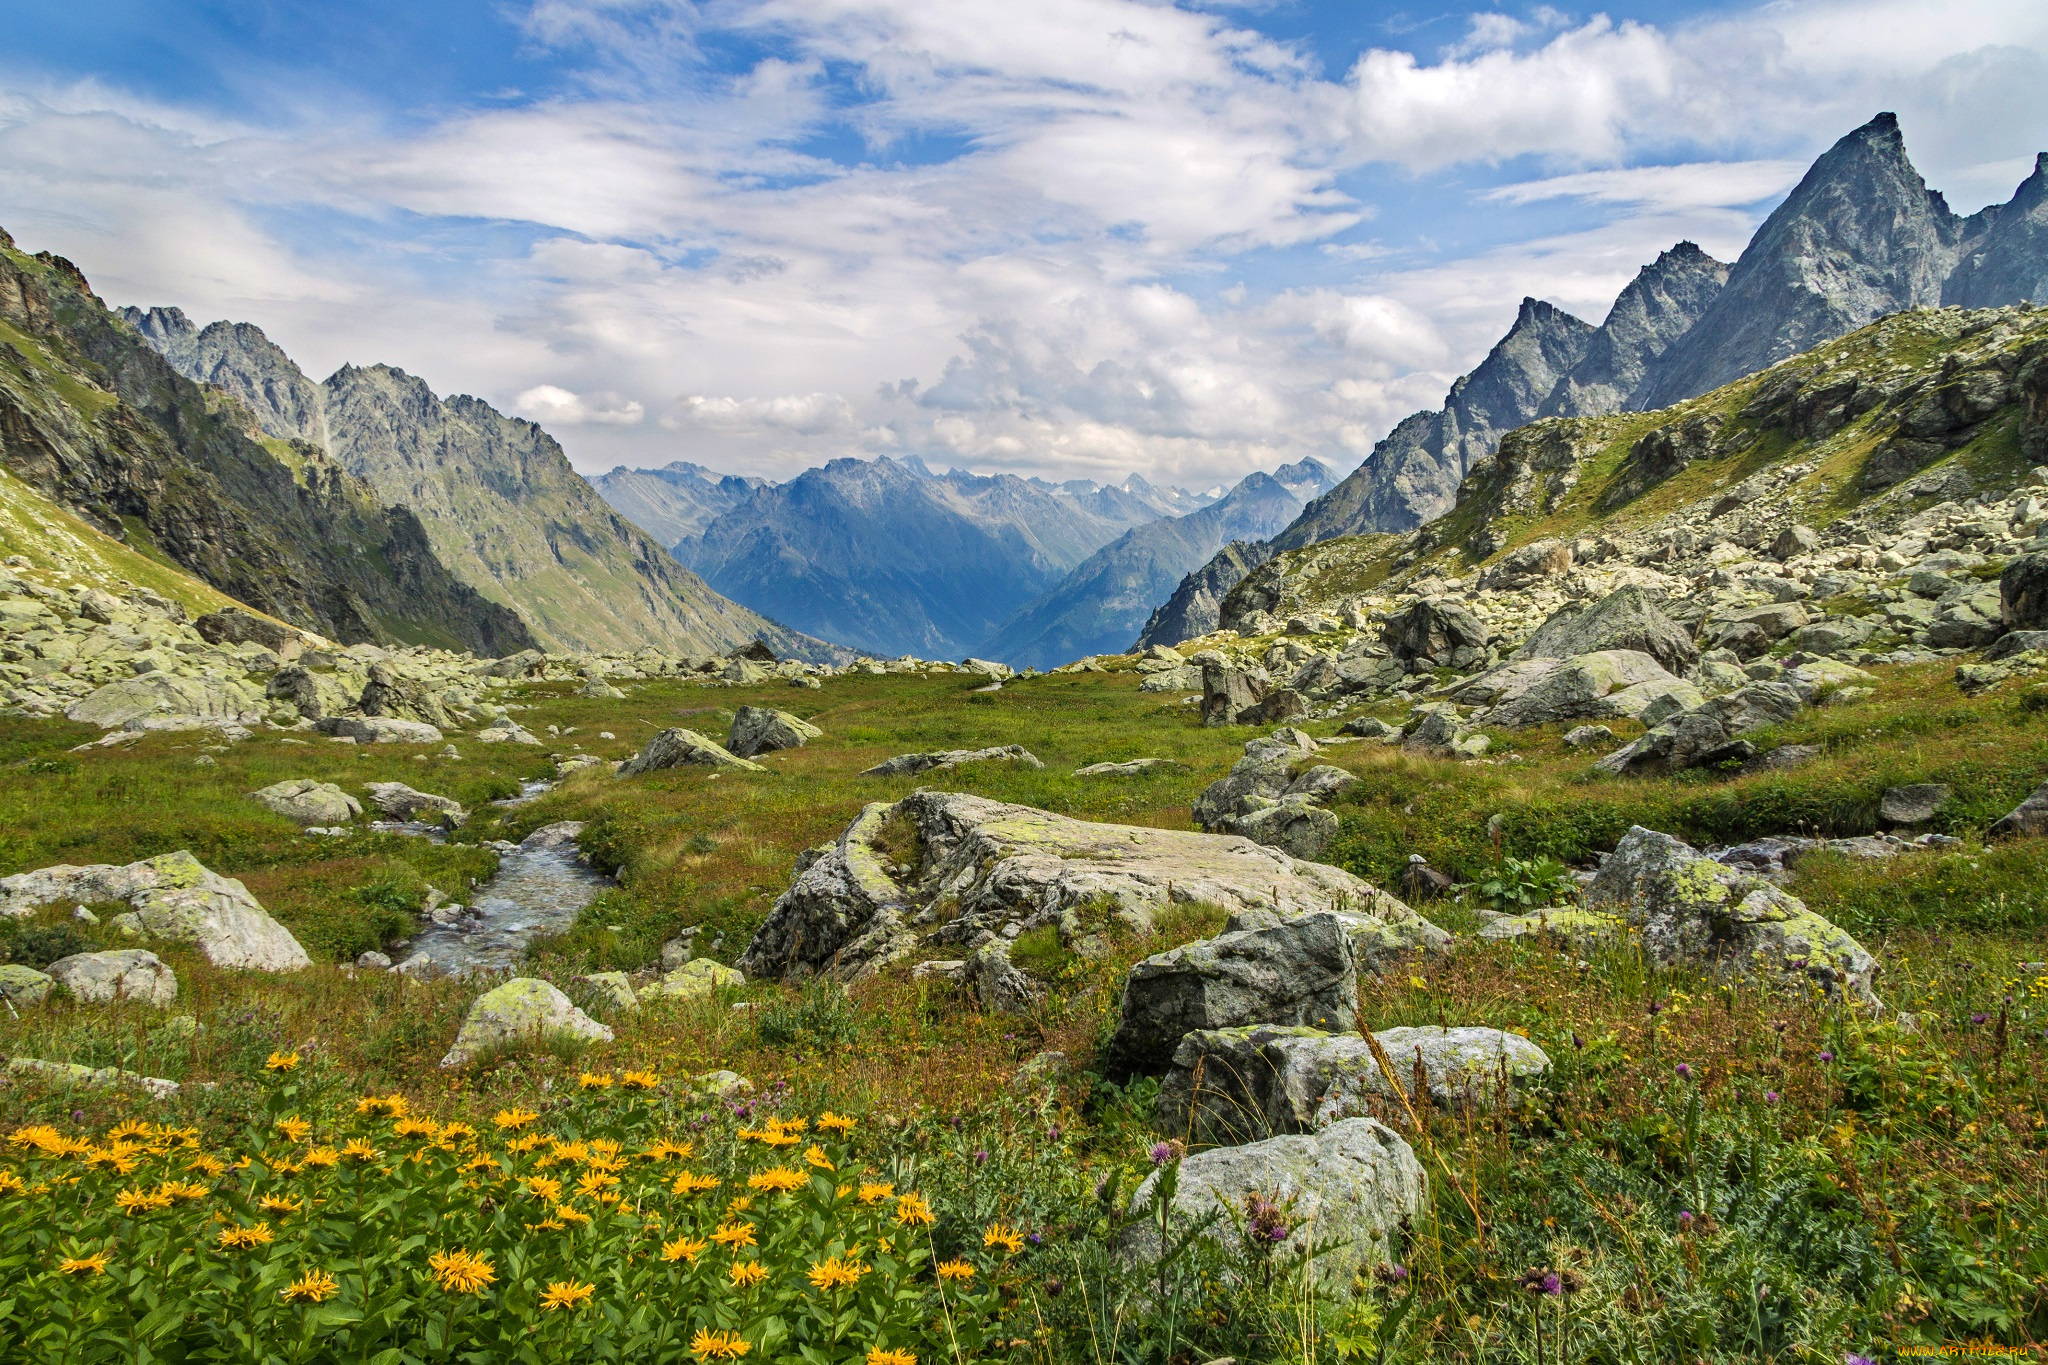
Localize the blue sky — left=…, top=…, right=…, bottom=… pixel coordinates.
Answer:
left=3, top=1, right=2046, bottom=489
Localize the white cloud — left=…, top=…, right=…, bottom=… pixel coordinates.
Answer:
left=1482, top=160, right=1808, bottom=211
left=514, top=384, right=646, bottom=425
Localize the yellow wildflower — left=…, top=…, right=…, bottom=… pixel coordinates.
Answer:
left=804, top=1145, right=834, bottom=1171
left=758, top=1129, right=799, bottom=1148
left=58, top=1252, right=110, bottom=1276
left=524, top=1214, right=566, bottom=1232
left=711, top=1221, right=757, bottom=1249
left=868, top=1350, right=916, bottom=1365
left=818, top=1112, right=856, bottom=1135
left=264, top=1051, right=300, bottom=1072
left=427, top=1248, right=496, bottom=1294
left=106, top=1120, right=153, bottom=1143
left=340, top=1140, right=380, bottom=1165
left=393, top=1118, right=439, bottom=1139
left=551, top=1140, right=591, bottom=1163
left=776, top=1117, right=810, bottom=1135
left=729, top=1260, right=769, bottom=1288
left=894, top=1192, right=935, bottom=1227
left=857, top=1182, right=894, bottom=1205
left=270, top=1159, right=304, bottom=1177
left=186, top=1154, right=228, bottom=1178
left=282, top=1269, right=338, bottom=1304
left=302, top=1147, right=339, bottom=1169
left=691, top=1328, right=751, bottom=1360
left=114, top=1187, right=170, bottom=1216
left=621, top=1070, right=661, bottom=1090
left=259, top=1195, right=304, bottom=1217
left=158, top=1180, right=209, bottom=1204
left=645, top=1139, right=694, bottom=1162
left=493, top=1107, right=540, bottom=1130
left=524, top=1175, right=564, bottom=1203
left=355, top=1094, right=409, bottom=1118
left=587, top=1139, right=623, bottom=1162
left=439, top=1122, right=476, bottom=1143
left=0, top=1171, right=27, bottom=1197
left=462, top=1154, right=500, bottom=1175
left=983, top=1223, right=1025, bottom=1255
left=574, top=1170, right=620, bottom=1199
left=807, top=1256, right=866, bottom=1291
left=662, top=1236, right=708, bottom=1264
left=725, top=1196, right=754, bottom=1215
left=274, top=1117, right=313, bottom=1144
left=218, top=1223, right=275, bottom=1251
left=748, top=1167, right=807, bottom=1193
left=578, top=1072, right=614, bottom=1090
left=672, top=1171, right=721, bottom=1195
left=554, top=1205, right=593, bottom=1226
left=539, top=1280, right=595, bottom=1311
left=935, top=1259, right=975, bottom=1281
left=506, top=1133, right=548, bottom=1155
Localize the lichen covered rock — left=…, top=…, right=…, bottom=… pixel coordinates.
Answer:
left=619, top=728, right=763, bottom=776
left=440, top=978, right=613, bottom=1068
left=45, top=950, right=178, bottom=1007
left=0, top=851, right=310, bottom=972
left=727, top=706, right=823, bottom=758
left=250, top=779, right=361, bottom=827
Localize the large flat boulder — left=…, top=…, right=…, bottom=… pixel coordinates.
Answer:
left=1157, top=1024, right=1553, bottom=1146
left=1486, top=650, right=1681, bottom=728
left=441, top=978, right=613, bottom=1068
left=1595, top=681, right=1805, bottom=775
left=1514, top=584, right=1699, bottom=674
left=737, top=791, right=1438, bottom=989
left=46, top=950, right=177, bottom=1007
left=728, top=706, right=822, bottom=758
left=862, top=745, right=1042, bottom=777
left=1483, top=825, right=1879, bottom=1004
left=619, top=728, right=763, bottom=776
left=364, top=782, right=469, bottom=827
left=1125, top=1118, right=1425, bottom=1285
left=250, top=779, right=361, bottom=827
left=65, top=675, right=264, bottom=730
left=0, top=851, right=310, bottom=972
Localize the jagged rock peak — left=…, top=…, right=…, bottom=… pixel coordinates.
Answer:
left=1640, top=112, right=1962, bottom=407
left=1947, top=152, right=2048, bottom=309
left=1542, top=242, right=1730, bottom=420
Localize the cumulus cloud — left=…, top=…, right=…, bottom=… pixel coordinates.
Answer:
left=0, top=0, right=2043, bottom=493
left=514, top=384, right=646, bottom=425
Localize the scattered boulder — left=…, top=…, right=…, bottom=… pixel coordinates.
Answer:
left=1486, top=826, right=1880, bottom=1004
left=356, top=662, right=454, bottom=727
left=1102, top=913, right=1359, bottom=1079
left=568, top=971, right=639, bottom=1016
left=483, top=649, right=547, bottom=679
left=1382, top=598, right=1490, bottom=670
left=619, top=728, right=764, bottom=776
left=0, top=964, right=55, bottom=1006
left=1515, top=585, right=1699, bottom=674
left=1399, top=855, right=1452, bottom=902
left=1700, top=603, right=1810, bottom=659
left=1989, top=780, right=2048, bottom=840
left=728, top=706, right=822, bottom=758
left=1880, top=783, right=1951, bottom=826
left=1562, top=724, right=1614, bottom=749
left=643, top=959, right=744, bottom=1001
left=440, top=978, right=613, bottom=1068
left=1191, top=729, right=1320, bottom=827
left=193, top=606, right=299, bottom=654
left=1220, top=799, right=1340, bottom=861
left=1338, top=716, right=1401, bottom=741
left=65, top=675, right=264, bottom=730
left=1487, top=650, right=1687, bottom=729
left=1200, top=660, right=1268, bottom=727
left=474, top=719, right=543, bottom=744
left=739, top=792, right=1436, bottom=988
left=1157, top=1024, right=1552, bottom=1146
left=0, top=851, right=310, bottom=972
left=1772, top=525, right=1819, bottom=561
left=45, top=950, right=177, bottom=1007
left=7, top=1056, right=180, bottom=1100
left=317, top=715, right=445, bottom=744
left=250, top=779, right=361, bottom=827
left=861, top=745, right=1041, bottom=777
left=1595, top=682, right=1805, bottom=775
left=1074, top=758, right=1187, bottom=777
left=1785, top=615, right=1876, bottom=657
left=1237, top=688, right=1309, bottom=727
left=364, top=782, right=468, bottom=827
left=2002, top=552, right=2048, bottom=630
left=1124, top=1118, right=1425, bottom=1285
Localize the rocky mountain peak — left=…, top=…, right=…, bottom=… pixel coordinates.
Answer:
left=1947, top=152, right=2048, bottom=308
left=1540, top=242, right=1731, bottom=420
left=1640, top=112, right=1963, bottom=407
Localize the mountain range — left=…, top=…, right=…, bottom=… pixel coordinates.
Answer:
left=122, top=308, right=832, bottom=660
left=1148, top=112, right=2048, bottom=646
left=589, top=462, right=767, bottom=548
left=661, top=458, right=1211, bottom=660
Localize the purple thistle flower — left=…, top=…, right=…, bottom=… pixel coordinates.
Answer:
left=974, top=1149, right=989, bottom=1165
left=1846, top=1355, right=1876, bottom=1365
left=1385, top=1263, right=1408, bottom=1281
left=1677, top=1210, right=1694, bottom=1229
left=1148, top=1141, right=1176, bottom=1166
left=1764, top=1091, right=1780, bottom=1105
left=1675, top=1063, right=1692, bottom=1079
left=1970, top=1012, right=1990, bottom=1025
left=1541, top=1272, right=1562, bottom=1295
left=1046, top=1125, right=1061, bottom=1143
left=1028, top=1232, right=1043, bottom=1247
left=1817, top=1050, right=1835, bottom=1062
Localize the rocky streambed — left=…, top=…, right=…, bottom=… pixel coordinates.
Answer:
left=394, top=821, right=610, bottom=979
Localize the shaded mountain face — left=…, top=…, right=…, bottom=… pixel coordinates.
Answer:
left=1133, top=539, right=1277, bottom=651
left=675, top=456, right=1202, bottom=659
left=1538, top=242, right=1731, bottom=418
left=590, top=462, right=766, bottom=547
left=1640, top=113, right=1963, bottom=408
left=0, top=233, right=532, bottom=654
left=1947, top=154, right=2048, bottom=308
left=1275, top=298, right=1597, bottom=548
left=976, top=458, right=1335, bottom=668
left=128, top=312, right=834, bottom=661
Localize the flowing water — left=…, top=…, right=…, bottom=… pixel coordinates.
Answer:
left=393, top=789, right=611, bottom=977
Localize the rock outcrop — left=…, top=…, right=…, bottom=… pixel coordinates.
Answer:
left=619, top=728, right=764, bottom=776
left=440, top=978, right=613, bottom=1068
left=738, top=792, right=1436, bottom=987
left=364, top=782, right=468, bottom=827
left=1483, top=826, right=1880, bottom=1003
left=1157, top=1024, right=1553, bottom=1146
left=861, top=746, right=1041, bottom=777
left=727, top=706, right=822, bottom=758
left=1124, top=1118, right=1426, bottom=1285
left=250, top=779, right=361, bottom=827
left=45, top=950, right=178, bottom=1006
left=0, top=851, right=310, bottom=971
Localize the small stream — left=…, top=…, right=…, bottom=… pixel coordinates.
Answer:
left=390, top=781, right=611, bottom=978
